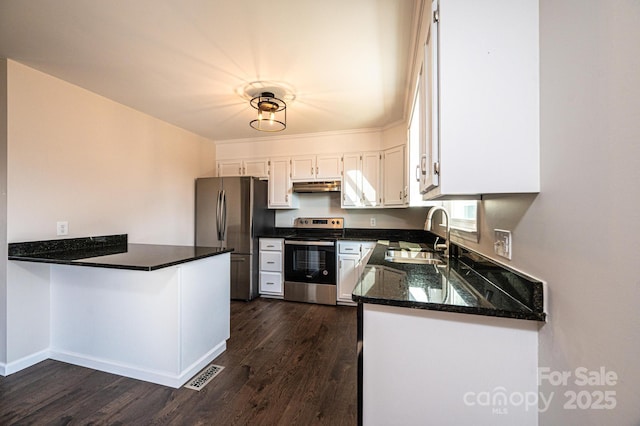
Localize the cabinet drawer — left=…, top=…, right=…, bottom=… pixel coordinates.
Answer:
left=260, top=251, right=282, bottom=272
left=338, top=241, right=361, bottom=255
left=260, top=238, right=283, bottom=251
left=260, top=271, right=283, bottom=294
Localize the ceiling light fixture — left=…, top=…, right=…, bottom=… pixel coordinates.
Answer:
left=249, top=91, right=286, bottom=132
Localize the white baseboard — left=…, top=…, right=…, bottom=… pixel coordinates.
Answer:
left=178, top=341, right=227, bottom=387
left=0, top=349, right=51, bottom=376
left=50, top=341, right=227, bottom=388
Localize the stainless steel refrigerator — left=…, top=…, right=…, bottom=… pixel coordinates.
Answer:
left=195, top=176, right=275, bottom=300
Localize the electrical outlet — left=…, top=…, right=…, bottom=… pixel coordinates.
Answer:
left=57, top=221, right=69, bottom=236
left=494, top=229, right=512, bottom=260
left=370, top=217, right=376, bottom=227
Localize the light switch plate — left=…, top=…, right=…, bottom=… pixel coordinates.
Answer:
left=494, top=229, right=512, bottom=260
left=57, top=221, right=69, bottom=236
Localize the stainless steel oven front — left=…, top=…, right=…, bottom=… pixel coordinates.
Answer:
left=284, top=240, right=337, bottom=305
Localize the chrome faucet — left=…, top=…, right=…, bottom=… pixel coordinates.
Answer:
left=424, top=206, right=450, bottom=257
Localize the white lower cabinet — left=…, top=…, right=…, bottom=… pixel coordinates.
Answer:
left=338, top=253, right=360, bottom=305
left=337, top=241, right=376, bottom=305
left=259, top=271, right=282, bottom=296
left=362, top=304, right=539, bottom=425
left=259, top=238, right=284, bottom=298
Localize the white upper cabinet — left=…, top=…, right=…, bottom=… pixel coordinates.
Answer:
left=291, top=155, right=315, bottom=181
left=382, top=145, right=407, bottom=207
left=217, top=158, right=269, bottom=178
left=341, top=154, right=360, bottom=208
left=316, top=155, right=342, bottom=180
left=362, top=152, right=382, bottom=207
left=268, top=157, right=298, bottom=209
left=342, top=152, right=381, bottom=208
left=217, top=160, right=243, bottom=177
left=291, top=154, right=342, bottom=181
left=420, top=0, right=540, bottom=199
left=244, top=158, right=269, bottom=178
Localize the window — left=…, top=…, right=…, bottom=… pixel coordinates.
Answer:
left=445, top=200, right=479, bottom=242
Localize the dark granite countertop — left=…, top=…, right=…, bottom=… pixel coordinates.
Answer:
left=8, top=234, right=233, bottom=271
left=352, top=242, right=545, bottom=322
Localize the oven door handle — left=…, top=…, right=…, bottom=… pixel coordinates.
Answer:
left=284, top=240, right=335, bottom=247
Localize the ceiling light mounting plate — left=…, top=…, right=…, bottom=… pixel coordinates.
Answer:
left=250, top=92, right=285, bottom=113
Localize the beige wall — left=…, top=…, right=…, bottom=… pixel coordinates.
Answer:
left=380, top=121, right=406, bottom=150
left=7, top=60, right=216, bottom=245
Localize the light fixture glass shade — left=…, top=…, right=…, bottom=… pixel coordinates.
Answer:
left=250, top=91, right=286, bottom=132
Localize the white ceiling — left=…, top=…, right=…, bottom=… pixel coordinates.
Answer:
left=0, top=0, right=418, bottom=141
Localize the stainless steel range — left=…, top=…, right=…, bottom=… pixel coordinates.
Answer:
left=283, top=217, right=344, bottom=305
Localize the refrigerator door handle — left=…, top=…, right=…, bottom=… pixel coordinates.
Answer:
left=221, top=190, right=227, bottom=241
left=216, top=190, right=223, bottom=241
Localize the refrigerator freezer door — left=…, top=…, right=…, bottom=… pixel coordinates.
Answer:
left=223, top=177, right=252, bottom=254
left=230, top=253, right=257, bottom=300
left=195, top=177, right=223, bottom=248
left=250, top=179, right=274, bottom=242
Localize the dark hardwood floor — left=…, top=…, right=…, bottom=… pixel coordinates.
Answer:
left=0, top=298, right=358, bottom=425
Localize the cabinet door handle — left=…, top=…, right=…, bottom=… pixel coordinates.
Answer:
left=267, top=261, right=275, bottom=264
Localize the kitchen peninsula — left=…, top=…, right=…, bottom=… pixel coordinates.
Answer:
left=8, top=234, right=232, bottom=388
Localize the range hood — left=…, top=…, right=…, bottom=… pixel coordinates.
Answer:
left=292, top=181, right=341, bottom=193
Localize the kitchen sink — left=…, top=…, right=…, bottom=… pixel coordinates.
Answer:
left=384, top=249, right=445, bottom=265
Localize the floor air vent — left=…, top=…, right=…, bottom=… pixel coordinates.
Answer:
left=184, top=364, right=225, bottom=391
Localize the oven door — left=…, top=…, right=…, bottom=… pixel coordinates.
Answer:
left=284, top=240, right=336, bottom=284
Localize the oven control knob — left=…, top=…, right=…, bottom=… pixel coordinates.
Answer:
left=322, top=270, right=328, bottom=276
